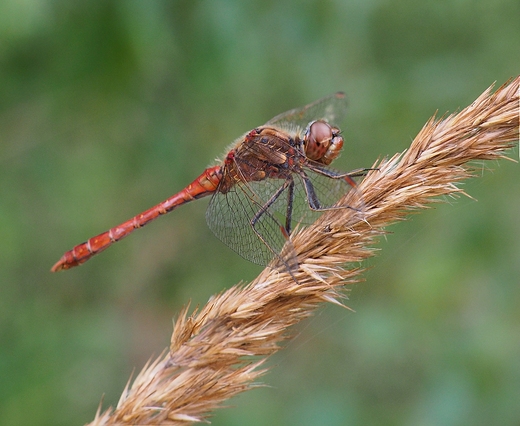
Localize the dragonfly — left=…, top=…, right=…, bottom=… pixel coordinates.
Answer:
left=51, top=92, right=368, bottom=272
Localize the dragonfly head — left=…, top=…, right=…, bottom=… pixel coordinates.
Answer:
left=303, top=120, right=344, bottom=165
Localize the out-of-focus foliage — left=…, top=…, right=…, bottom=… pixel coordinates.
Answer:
left=1, top=1, right=518, bottom=425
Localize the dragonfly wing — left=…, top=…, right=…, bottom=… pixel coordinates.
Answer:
left=206, top=178, right=292, bottom=266
left=205, top=165, right=365, bottom=266
left=266, top=92, right=348, bottom=130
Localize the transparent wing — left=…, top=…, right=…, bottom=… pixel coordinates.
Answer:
left=266, top=92, right=348, bottom=131
left=206, top=177, right=291, bottom=266
left=205, top=163, right=365, bottom=267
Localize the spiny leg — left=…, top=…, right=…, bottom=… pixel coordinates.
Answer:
left=300, top=167, right=377, bottom=213
left=284, top=179, right=295, bottom=235
left=308, top=165, right=376, bottom=181
left=299, top=171, right=322, bottom=210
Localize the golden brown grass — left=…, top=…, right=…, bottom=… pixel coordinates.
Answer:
left=88, top=77, right=519, bottom=425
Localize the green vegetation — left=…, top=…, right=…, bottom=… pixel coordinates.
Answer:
left=1, top=1, right=519, bottom=425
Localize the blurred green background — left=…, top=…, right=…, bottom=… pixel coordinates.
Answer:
left=1, top=1, right=519, bottom=425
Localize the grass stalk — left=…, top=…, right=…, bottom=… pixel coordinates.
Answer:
left=89, top=77, right=519, bottom=425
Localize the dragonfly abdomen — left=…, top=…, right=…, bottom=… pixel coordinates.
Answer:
left=51, top=166, right=222, bottom=272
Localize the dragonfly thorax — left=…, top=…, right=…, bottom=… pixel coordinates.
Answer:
left=303, top=120, right=344, bottom=165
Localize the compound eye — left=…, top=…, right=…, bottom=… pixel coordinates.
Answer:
left=304, top=120, right=333, bottom=161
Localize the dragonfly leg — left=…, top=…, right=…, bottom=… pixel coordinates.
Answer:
left=299, top=171, right=324, bottom=210
left=301, top=165, right=378, bottom=210
left=337, top=167, right=378, bottom=187
left=300, top=167, right=376, bottom=213
left=249, top=178, right=293, bottom=256
left=249, top=178, right=299, bottom=276
left=250, top=178, right=291, bottom=233
left=284, top=179, right=295, bottom=235
left=308, top=164, right=376, bottom=181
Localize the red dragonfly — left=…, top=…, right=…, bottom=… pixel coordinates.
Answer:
left=51, top=92, right=366, bottom=272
